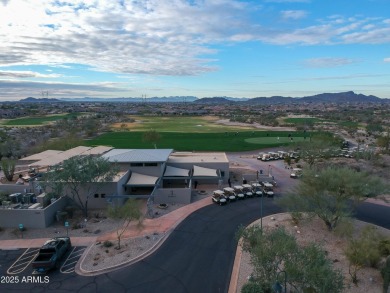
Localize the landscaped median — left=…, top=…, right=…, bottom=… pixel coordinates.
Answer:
left=75, top=196, right=213, bottom=276
left=76, top=232, right=168, bottom=276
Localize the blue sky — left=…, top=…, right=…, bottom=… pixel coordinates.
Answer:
left=0, top=0, right=389, bottom=100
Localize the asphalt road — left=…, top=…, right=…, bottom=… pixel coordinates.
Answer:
left=1, top=198, right=389, bottom=293
left=0, top=197, right=282, bottom=293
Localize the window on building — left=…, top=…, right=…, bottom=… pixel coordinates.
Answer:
left=101, top=194, right=106, bottom=198
left=94, top=194, right=99, bottom=198
left=144, top=163, right=158, bottom=167
left=130, top=163, right=143, bottom=167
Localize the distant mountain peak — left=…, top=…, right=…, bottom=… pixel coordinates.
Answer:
left=20, top=97, right=61, bottom=103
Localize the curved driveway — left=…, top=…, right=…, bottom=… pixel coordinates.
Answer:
left=1, top=153, right=389, bottom=292
left=2, top=198, right=388, bottom=293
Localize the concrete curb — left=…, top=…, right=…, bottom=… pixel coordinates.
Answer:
left=75, top=200, right=212, bottom=276
left=75, top=230, right=172, bottom=276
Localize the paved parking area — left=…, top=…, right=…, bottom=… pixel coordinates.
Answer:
left=1, top=246, right=86, bottom=277
left=6, top=247, right=40, bottom=275
left=60, top=246, right=86, bottom=274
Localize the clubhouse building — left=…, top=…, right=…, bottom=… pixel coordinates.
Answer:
left=21, top=146, right=229, bottom=208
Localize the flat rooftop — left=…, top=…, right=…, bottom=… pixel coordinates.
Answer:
left=27, top=146, right=113, bottom=167
left=168, top=152, right=229, bottom=164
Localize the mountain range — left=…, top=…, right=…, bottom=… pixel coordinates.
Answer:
left=17, top=91, right=388, bottom=104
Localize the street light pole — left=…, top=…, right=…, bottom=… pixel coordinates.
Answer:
left=260, top=193, right=263, bottom=232
left=273, top=270, right=287, bottom=293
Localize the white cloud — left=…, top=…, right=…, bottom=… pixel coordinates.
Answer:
left=384, top=58, right=390, bottom=62
left=0, top=0, right=247, bottom=76
left=0, top=79, right=128, bottom=100
left=281, top=10, right=307, bottom=20
left=304, top=57, right=359, bottom=68
left=0, top=70, right=62, bottom=78
left=0, top=0, right=389, bottom=76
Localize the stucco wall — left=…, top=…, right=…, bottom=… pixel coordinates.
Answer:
left=0, top=196, right=69, bottom=229
left=154, top=187, right=191, bottom=204
left=0, top=184, right=34, bottom=195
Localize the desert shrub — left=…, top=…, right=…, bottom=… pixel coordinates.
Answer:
left=345, top=226, right=383, bottom=268
left=238, top=226, right=343, bottom=293
left=72, top=223, right=82, bottom=230
left=379, top=239, right=390, bottom=256
left=290, top=211, right=304, bottom=225
left=381, top=257, right=390, bottom=293
left=0, top=191, right=8, bottom=203
left=334, top=219, right=354, bottom=239
left=241, top=281, right=270, bottom=293
left=103, top=240, right=113, bottom=248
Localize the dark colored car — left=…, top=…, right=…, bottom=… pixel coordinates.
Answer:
left=32, top=237, right=72, bottom=273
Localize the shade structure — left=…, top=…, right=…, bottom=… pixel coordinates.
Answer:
left=164, top=166, right=190, bottom=177
left=126, top=172, right=159, bottom=186
left=192, top=165, right=219, bottom=177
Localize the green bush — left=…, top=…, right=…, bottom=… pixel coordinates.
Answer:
left=238, top=226, right=344, bottom=293
left=378, top=239, right=390, bottom=257
left=381, top=257, right=390, bottom=293
left=241, top=282, right=270, bottom=293
left=103, top=240, right=113, bottom=248
left=290, top=211, right=303, bottom=225
left=345, top=226, right=383, bottom=268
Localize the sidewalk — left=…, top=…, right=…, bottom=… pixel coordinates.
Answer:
left=97, top=196, right=212, bottom=242
left=0, top=197, right=212, bottom=250
left=0, top=236, right=98, bottom=249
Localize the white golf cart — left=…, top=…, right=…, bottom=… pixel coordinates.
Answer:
left=233, top=185, right=245, bottom=200
left=251, top=183, right=263, bottom=197
left=223, top=187, right=237, bottom=202
left=212, top=190, right=227, bottom=205
left=242, top=184, right=254, bottom=198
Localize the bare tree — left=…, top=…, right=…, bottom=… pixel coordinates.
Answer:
left=107, top=199, right=142, bottom=249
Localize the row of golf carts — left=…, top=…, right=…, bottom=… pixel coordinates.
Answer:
left=257, top=151, right=299, bottom=161
left=212, top=182, right=275, bottom=205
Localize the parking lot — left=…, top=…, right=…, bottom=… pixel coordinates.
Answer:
left=1, top=246, right=86, bottom=277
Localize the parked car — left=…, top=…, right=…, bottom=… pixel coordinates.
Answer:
left=233, top=185, right=245, bottom=200
left=212, top=190, right=227, bottom=205
left=32, top=237, right=72, bottom=274
left=242, top=184, right=254, bottom=198
left=223, top=187, right=237, bottom=202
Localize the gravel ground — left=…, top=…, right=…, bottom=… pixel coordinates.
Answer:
left=236, top=214, right=390, bottom=293
left=0, top=200, right=193, bottom=241
left=81, top=233, right=164, bottom=272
